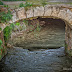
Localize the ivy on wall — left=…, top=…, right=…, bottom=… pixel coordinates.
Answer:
left=0, top=40, right=3, bottom=59
left=0, top=40, right=3, bottom=49
left=3, top=23, right=14, bottom=42
left=0, top=10, right=13, bottom=23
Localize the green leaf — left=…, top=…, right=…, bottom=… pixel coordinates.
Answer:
left=0, top=55, right=2, bottom=59
left=0, top=40, right=2, bottom=45
left=0, top=28, right=2, bottom=31
left=3, top=26, right=12, bottom=42
left=10, top=23, right=15, bottom=30
left=0, top=50, right=1, bottom=53
left=0, top=46, right=3, bottom=49
left=0, top=1, right=4, bottom=5
left=15, top=22, right=20, bottom=26
left=19, top=2, right=32, bottom=8
left=0, top=10, right=12, bottom=23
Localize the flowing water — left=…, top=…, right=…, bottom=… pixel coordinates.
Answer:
left=0, top=47, right=72, bottom=72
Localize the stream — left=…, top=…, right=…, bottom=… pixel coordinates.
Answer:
left=0, top=47, right=72, bottom=72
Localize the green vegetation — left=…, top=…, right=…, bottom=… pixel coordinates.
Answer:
left=3, top=22, right=22, bottom=42
left=3, top=26, right=12, bottom=42
left=3, top=23, right=15, bottom=43
left=27, top=0, right=72, bottom=5
left=36, top=23, right=41, bottom=32
left=19, top=2, right=32, bottom=8
left=19, top=2, right=33, bottom=10
left=0, top=28, right=2, bottom=31
left=0, top=40, right=3, bottom=59
left=4, top=5, right=9, bottom=8
left=0, top=10, right=12, bottom=23
left=10, top=23, right=15, bottom=30
left=0, top=40, right=3, bottom=49
left=41, top=0, right=47, bottom=6
left=15, top=22, right=20, bottom=26
left=23, top=20, right=28, bottom=25
left=0, top=1, right=4, bottom=5
left=2, top=0, right=72, bottom=9
left=3, top=0, right=26, bottom=1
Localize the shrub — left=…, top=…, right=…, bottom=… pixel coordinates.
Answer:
left=4, top=5, right=9, bottom=8
left=0, top=1, right=4, bottom=5
left=3, top=26, right=12, bottom=42
left=3, top=0, right=26, bottom=1
left=3, top=23, right=15, bottom=42
left=19, top=3, right=24, bottom=7
left=0, top=39, right=3, bottom=59
left=19, top=2, right=32, bottom=8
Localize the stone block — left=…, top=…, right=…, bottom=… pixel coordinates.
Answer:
left=51, top=6, right=60, bottom=17
left=44, top=5, right=52, bottom=16
left=9, top=12, right=19, bottom=23
left=16, top=7, right=26, bottom=20
left=65, top=9, right=72, bottom=22
left=34, top=6, right=44, bottom=17
left=26, top=8, right=34, bottom=18
left=58, top=9, right=67, bottom=20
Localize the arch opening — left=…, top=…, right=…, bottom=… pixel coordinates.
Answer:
left=33, top=17, right=66, bottom=49
left=37, top=17, right=66, bottom=48
left=10, top=17, right=66, bottom=50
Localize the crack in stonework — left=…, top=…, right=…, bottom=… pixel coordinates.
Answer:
left=43, top=6, right=45, bottom=16
left=33, top=8, right=34, bottom=17
left=51, top=6, right=53, bottom=16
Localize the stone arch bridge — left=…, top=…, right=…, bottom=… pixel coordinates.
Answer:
left=0, top=4, right=72, bottom=59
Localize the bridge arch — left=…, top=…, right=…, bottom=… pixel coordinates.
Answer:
left=1, top=4, right=72, bottom=56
